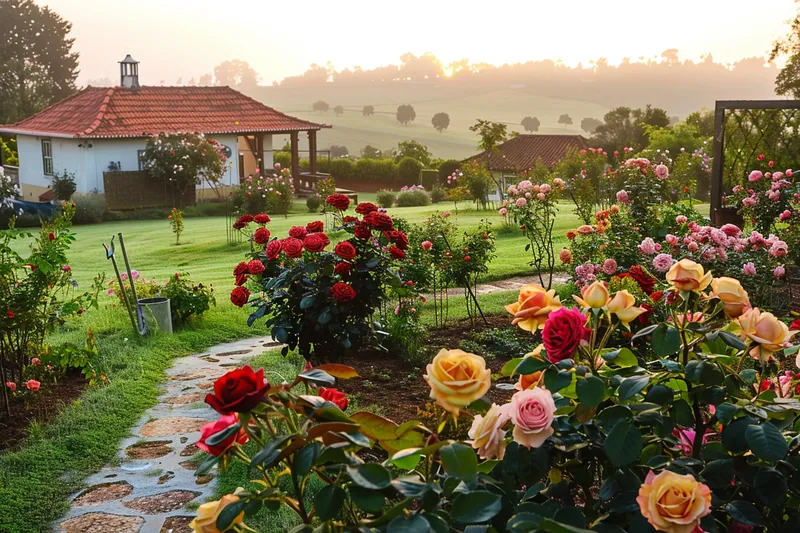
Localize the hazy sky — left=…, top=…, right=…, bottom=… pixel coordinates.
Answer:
left=40, top=0, right=799, bottom=85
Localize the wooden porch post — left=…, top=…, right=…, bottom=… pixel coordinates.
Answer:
left=290, top=131, right=300, bottom=179
left=308, top=130, right=318, bottom=175
left=255, top=134, right=264, bottom=172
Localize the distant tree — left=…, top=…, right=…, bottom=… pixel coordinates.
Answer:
left=521, top=116, right=540, bottom=132
left=684, top=108, right=715, bottom=138
left=395, top=140, right=432, bottom=166
left=362, top=105, right=375, bottom=116
left=333, top=105, right=344, bottom=115
left=558, top=114, right=574, bottom=130
left=580, top=117, right=603, bottom=134
left=361, top=145, right=382, bottom=159
left=330, top=145, right=349, bottom=158
left=431, top=112, right=451, bottom=132
left=396, top=104, right=416, bottom=125
left=592, top=105, right=670, bottom=153
left=312, top=100, right=330, bottom=113
left=176, top=77, right=183, bottom=85
left=0, top=0, right=79, bottom=124
left=213, top=60, right=259, bottom=88
left=198, top=73, right=213, bottom=85
left=771, top=10, right=800, bottom=98
left=397, top=157, right=423, bottom=183
left=470, top=120, right=508, bottom=154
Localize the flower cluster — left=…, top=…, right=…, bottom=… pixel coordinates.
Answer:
left=724, top=161, right=796, bottom=234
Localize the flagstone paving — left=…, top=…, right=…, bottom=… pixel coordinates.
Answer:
left=55, top=336, right=281, bottom=533
left=425, top=273, right=570, bottom=298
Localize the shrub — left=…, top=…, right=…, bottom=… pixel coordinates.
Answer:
left=231, top=166, right=294, bottom=216
left=397, top=156, right=423, bottom=184
left=420, top=169, right=439, bottom=190
left=51, top=170, right=77, bottom=201
left=430, top=187, right=446, bottom=203
left=376, top=189, right=396, bottom=208
left=160, top=272, right=215, bottom=326
left=168, top=207, right=184, bottom=245
left=438, top=158, right=460, bottom=181
left=141, top=133, right=226, bottom=200
left=306, top=195, right=322, bottom=212
left=460, top=160, right=495, bottom=209
left=330, top=158, right=354, bottom=180
left=396, top=189, right=430, bottom=207
left=106, top=270, right=159, bottom=307
left=71, top=193, right=106, bottom=224
left=317, top=176, right=336, bottom=198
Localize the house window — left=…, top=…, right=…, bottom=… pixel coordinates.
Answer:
left=137, top=150, right=146, bottom=170
left=41, top=139, right=53, bottom=176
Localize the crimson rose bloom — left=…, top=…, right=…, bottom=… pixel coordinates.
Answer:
left=234, top=214, right=253, bottom=228
left=355, top=202, right=378, bottom=215
left=394, top=231, right=409, bottom=250
left=343, top=215, right=358, bottom=223
left=232, top=220, right=246, bottom=230
left=306, top=220, right=324, bottom=233
left=196, top=414, right=248, bottom=456
left=304, top=233, right=327, bottom=252
left=365, top=212, right=394, bottom=231
left=625, top=265, right=657, bottom=295
left=265, top=239, right=282, bottom=260
left=289, top=225, right=308, bottom=239
left=233, top=262, right=248, bottom=277
left=326, top=193, right=351, bottom=211
left=335, top=262, right=351, bottom=276
left=247, top=260, right=265, bottom=275
left=234, top=274, right=247, bottom=286
left=335, top=241, right=357, bottom=260
left=319, top=387, right=348, bottom=410
left=254, top=213, right=270, bottom=224
left=282, top=238, right=304, bottom=258
left=542, top=307, right=591, bottom=363
left=353, top=223, right=372, bottom=240
left=331, top=282, right=356, bottom=303
left=205, top=365, right=269, bottom=414
left=389, top=246, right=406, bottom=260
left=230, top=286, right=250, bottom=307
left=253, top=227, right=270, bottom=244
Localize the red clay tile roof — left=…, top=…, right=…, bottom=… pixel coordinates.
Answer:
left=0, top=86, right=328, bottom=138
left=465, top=134, right=588, bottom=171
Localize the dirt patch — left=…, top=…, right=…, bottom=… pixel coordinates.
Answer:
left=180, top=443, right=201, bottom=457
left=158, top=471, right=175, bottom=484
left=195, top=382, right=213, bottom=390
left=60, top=512, right=144, bottom=533
left=216, top=349, right=251, bottom=357
left=73, top=482, right=134, bottom=507
left=195, top=474, right=214, bottom=485
left=125, top=440, right=173, bottom=459
left=140, top=417, right=206, bottom=438
left=122, top=490, right=200, bottom=514
left=170, top=367, right=227, bottom=382
left=160, top=516, right=194, bottom=533
left=178, top=460, right=197, bottom=470
left=199, top=356, right=220, bottom=363
left=162, top=392, right=205, bottom=405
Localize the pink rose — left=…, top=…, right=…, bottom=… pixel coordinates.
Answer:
left=665, top=234, right=679, bottom=246
left=654, top=163, right=669, bottom=180
left=652, top=253, right=674, bottom=273
left=468, top=403, right=510, bottom=460
left=675, top=215, right=688, bottom=225
left=616, top=190, right=629, bottom=204
left=536, top=192, right=546, bottom=200
left=774, top=265, right=786, bottom=279
left=720, top=223, right=740, bottom=237
left=748, top=170, right=763, bottom=182
left=25, top=379, right=40, bottom=392
left=743, top=262, right=757, bottom=276
left=31, top=357, right=42, bottom=365
left=498, top=207, right=508, bottom=216
left=421, top=240, right=433, bottom=251
left=509, top=388, right=556, bottom=449
left=602, top=258, right=617, bottom=275
left=6, top=381, right=16, bottom=392
left=516, top=198, right=527, bottom=207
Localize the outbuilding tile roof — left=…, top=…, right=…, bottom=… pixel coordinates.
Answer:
left=465, top=134, right=588, bottom=171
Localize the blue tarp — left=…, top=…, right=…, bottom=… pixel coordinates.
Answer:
left=10, top=199, right=57, bottom=218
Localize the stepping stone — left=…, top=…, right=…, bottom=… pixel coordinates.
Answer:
left=178, top=460, right=197, bottom=471
left=180, top=443, right=201, bottom=457
left=170, top=367, right=227, bottom=381
left=140, top=417, right=206, bottom=438
left=122, top=490, right=200, bottom=514
left=160, top=516, right=194, bottom=533
left=60, top=512, right=144, bottom=533
left=215, top=349, right=251, bottom=356
left=195, top=474, right=214, bottom=485
left=125, top=440, right=173, bottom=459
left=180, top=436, right=188, bottom=443
left=162, top=392, right=205, bottom=405
left=196, top=382, right=213, bottom=389
left=73, top=482, right=134, bottom=507
left=157, top=471, right=175, bottom=484
left=199, top=356, right=219, bottom=362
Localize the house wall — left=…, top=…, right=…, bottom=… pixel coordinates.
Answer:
left=237, top=134, right=273, bottom=177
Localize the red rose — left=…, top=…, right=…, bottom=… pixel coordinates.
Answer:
left=389, top=246, right=406, bottom=260
left=254, top=213, right=270, bottom=224
left=319, top=387, right=348, bottom=410
left=235, top=214, right=253, bottom=228
left=331, top=282, right=356, bottom=303
left=253, top=227, right=270, bottom=244
left=627, top=265, right=657, bottom=295
left=791, top=318, right=800, bottom=331
left=233, top=262, right=248, bottom=277
left=289, top=226, right=308, bottom=239
left=7, top=311, right=16, bottom=319
left=48, top=232, right=55, bottom=241
left=234, top=274, right=248, bottom=286
left=343, top=216, right=358, bottom=223
left=306, top=220, right=324, bottom=233
left=335, top=241, right=357, bottom=260
left=355, top=202, right=378, bottom=215
left=205, top=365, right=269, bottom=414
left=304, top=233, right=327, bottom=252
left=282, top=238, right=304, bottom=258
left=232, top=220, right=246, bottom=230
left=196, top=414, right=249, bottom=456
left=265, top=239, right=282, bottom=260
left=247, top=260, right=265, bottom=275
left=365, top=212, right=394, bottom=231
left=542, top=307, right=591, bottom=363
left=353, top=223, right=372, bottom=240
left=394, top=231, right=409, bottom=250
left=335, top=262, right=351, bottom=276
left=230, top=286, right=250, bottom=307
left=650, top=291, right=664, bottom=303
left=326, top=193, right=350, bottom=211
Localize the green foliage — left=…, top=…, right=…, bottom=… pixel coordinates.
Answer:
left=168, top=207, right=184, bottom=245
left=555, top=148, right=607, bottom=223
left=431, top=112, right=450, bottom=132
left=592, top=105, right=671, bottom=154
left=396, top=104, right=416, bottom=125
left=460, top=160, right=495, bottom=209
left=396, top=157, right=423, bottom=184
left=430, top=187, right=446, bottom=203
left=51, top=170, right=77, bottom=201
left=376, top=190, right=396, bottom=208
left=361, top=145, right=382, bottom=159
left=1, top=135, right=19, bottom=166
left=470, top=119, right=508, bottom=153
left=232, top=168, right=294, bottom=216
left=306, top=195, right=322, bottom=213
left=141, top=133, right=226, bottom=196
left=437, top=159, right=460, bottom=181
left=39, top=329, right=101, bottom=383
left=395, top=141, right=432, bottom=167
left=330, top=158, right=354, bottom=180
left=160, top=271, right=216, bottom=326
left=396, top=189, right=431, bottom=207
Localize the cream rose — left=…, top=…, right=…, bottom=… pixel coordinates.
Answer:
left=424, top=349, right=491, bottom=416
left=666, top=259, right=712, bottom=292
left=737, top=307, right=796, bottom=362
left=573, top=280, right=610, bottom=309
left=606, top=290, right=646, bottom=326
left=636, top=470, right=712, bottom=533
left=467, top=403, right=510, bottom=460
left=190, top=493, right=244, bottom=533
left=505, top=284, right=562, bottom=331
left=709, top=277, right=751, bottom=318
left=508, top=387, right=556, bottom=449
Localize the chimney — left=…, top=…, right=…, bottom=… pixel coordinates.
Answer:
left=119, top=54, right=140, bottom=89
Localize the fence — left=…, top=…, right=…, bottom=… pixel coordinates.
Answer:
left=103, top=171, right=196, bottom=210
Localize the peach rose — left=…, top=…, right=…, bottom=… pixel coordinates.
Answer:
left=505, top=284, right=562, bottom=331
left=709, top=277, right=751, bottom=318
left=636, top=470, right=711, bottom=533
left=737, top=307, right=796, bottom=362
left=666, top=259, right=712, bottom=292
left=424, top=349, right=491, bottom=416
left=515, top=345, right=545, bottom=391
left=606, top=290, right=646, bottom=326
left=189, top=492, right=245, bottom=533
left=467, top=403, right=510, bottom=460
left=573, top=280, right=610, bottom=309
left=508, top=387, right=556, bottom=449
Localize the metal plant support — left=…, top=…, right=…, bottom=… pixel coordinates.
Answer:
left=103, top=233, right=147, bottom=336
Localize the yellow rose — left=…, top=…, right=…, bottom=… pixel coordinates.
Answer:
left=573, top=280, right=610, bottom=309
left=505, top=284, right=562, bottom=331
left=515, top=345, right=545, bottom=391
left=709, top=277, right=751, bottom=318
left=666, top=259, right=712, bottom=292
left=190, top=493, right=244, bottom=533
left=637, top=470, right=711, bottom=533
left=606, top=290, right=646, bottom=326
left=424, top=349, right=491, bottom=416
left=737, top=307, right=796, bottom=362
left=467, top=403, right=510, bottom=460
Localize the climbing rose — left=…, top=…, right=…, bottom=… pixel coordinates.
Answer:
left=230, top=286, right=250, bottom=307
left=205, top=365, right=269, bottom=414
left=253, top=227, right=270, bottom=244
left=247, top=260, right=265, bottom=275
left=319, top=387, right=348, bottom=410
left=542, top=307, right=590, bottom=363
left=5, top=381, right=15, bottom=392
left=334, top=241, right=357, bottom=260
left=331, top=282, right=356, bottom=303
left=325, top=193, right=350, bottom=211
left=196, top=414, right=248, bottom=456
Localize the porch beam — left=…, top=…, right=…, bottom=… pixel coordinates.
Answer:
left=308, top=130, right=318, bottom=175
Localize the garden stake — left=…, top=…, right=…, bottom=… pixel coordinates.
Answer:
left=103, top=237, right=139, bottom=334
left=440, top=231, right=488, bottom=326
left=0, top=354, right=10, bottom=417
left=117, top=233, right=146, bottom=335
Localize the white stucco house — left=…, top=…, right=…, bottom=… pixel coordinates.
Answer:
left=0, top=56, right=330, bottom=203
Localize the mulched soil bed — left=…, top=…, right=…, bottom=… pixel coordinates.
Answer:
left=0, top=370, right=88, bottom=451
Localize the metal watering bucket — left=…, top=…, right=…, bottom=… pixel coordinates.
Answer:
left=137, top=297, right=173, bottom=334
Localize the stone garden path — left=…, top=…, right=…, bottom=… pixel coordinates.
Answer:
left=56, top=336, right=279, bottom=533
left=432, top=273, right=570, bottom=298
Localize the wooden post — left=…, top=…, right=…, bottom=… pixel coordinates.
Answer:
left=290, top=131, right=300, bottom=179
left=710, top=104, right=726, bottom=223
left=255, top=134, right=264, bottom=173
left=308, top=130, right=318, bottom=175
